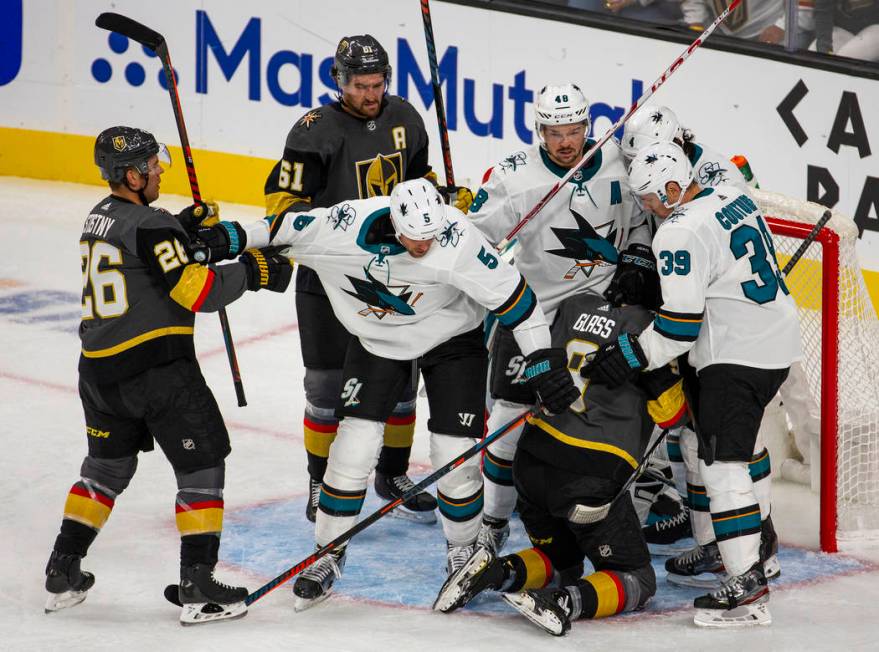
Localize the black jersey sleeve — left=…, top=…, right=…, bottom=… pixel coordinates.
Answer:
left=136, top=214, right=248, bottom=313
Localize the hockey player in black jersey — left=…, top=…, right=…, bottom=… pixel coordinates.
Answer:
left=264, top=35, right=470, bottom=524
left=43, top=126, right=291, bottom=625
left=433, top=293, right=688, bottom=635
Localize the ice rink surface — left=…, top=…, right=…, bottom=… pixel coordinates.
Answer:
left=2, top=177, right=878, bottom=651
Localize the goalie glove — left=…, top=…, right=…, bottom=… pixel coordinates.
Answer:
left=581, top=333, right=648, bottom=389
left=603, top=243, right=661, bottom=310
left=521, top=348, right=580, bottom=415
left=239, top=247, right=294, bottom=293
left=189, top=221, right=247, bottom=263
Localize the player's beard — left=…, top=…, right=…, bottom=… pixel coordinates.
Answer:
left=343, top=93, right=383, bottom=119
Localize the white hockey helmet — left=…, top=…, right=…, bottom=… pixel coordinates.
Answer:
left=534, top=83, right=590, bottom=147
left=389, top=178, right=445, bottom=241
left=621, top=106, right=683, bottom=162
left=628, top=141, right=694, bottom=210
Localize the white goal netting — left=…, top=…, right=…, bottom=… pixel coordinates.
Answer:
left=757, top=189, right=879, bottom=550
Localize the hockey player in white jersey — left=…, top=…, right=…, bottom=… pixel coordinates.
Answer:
left=466, top=83, right=650, bottom=554
left=679, top=0, right=817, bottom=44
left=623, top=105, right=783, bottom=579
left=583, top=141, right=801, bottom=627
left=192, top=179, right=579, bottom=610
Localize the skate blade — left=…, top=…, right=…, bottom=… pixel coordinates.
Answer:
left=648, top=539, right=696, bottom=556
left=292, top=589, right=334, bottom=613
left=666, top=572, right=725, bottom=589
left=45, top=589, right=88, bottom=613
left=694, top=601, right=771, bottom=628
left=179, top=601, right=247, bottom=626
left=433, top=548, right=492, bottom=612
left=502, top=592, right=568, bottom=637
left=385, top=505, right=437, bottom=525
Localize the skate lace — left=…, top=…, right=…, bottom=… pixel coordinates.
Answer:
left=710, top=573, right=745, bottom=600
left=678, top=544, right=705, bottom=565
left=300, top=552, right=343, bottom=584
left=209, top=570, right=239, bottom=592
left=655, top=508, right=688, bottom=532
left=447, top=545, right=475, bottom=573
left=391, top=475, right=417, bottom=493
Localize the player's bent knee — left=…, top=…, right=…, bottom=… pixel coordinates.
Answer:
left=175, top=463, right=225, bottom=492
left=327, top=418, right=384, bottom=484
left=620, top=564, right=656, bottom=610
left=432, top=434, right=482, bottom=495
left=699, top=460, right=752, bottom=494
left=304, top=367, right=344, bottom=409
left=80, top=454, right=138, bottom=494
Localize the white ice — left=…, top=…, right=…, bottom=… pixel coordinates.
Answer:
left=2, top=177, right=878, bottom=651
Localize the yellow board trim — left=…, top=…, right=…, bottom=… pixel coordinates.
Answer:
left=82, top=326, right=194, bottom=358
left=64, top=494, right=112, bottom=530
left=529, top=416, right=638, bottom=469
left=175, top=507, right=224, bottom=536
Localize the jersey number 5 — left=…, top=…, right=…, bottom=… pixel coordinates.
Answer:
left=81, top=241, right=128, bottom=320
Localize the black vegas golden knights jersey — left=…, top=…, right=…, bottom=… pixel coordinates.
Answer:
left=264, top=96, right=432, bottom=294
left=518, top=294, right=688, bottom=485
left=78, top=195, right=249, bottom=383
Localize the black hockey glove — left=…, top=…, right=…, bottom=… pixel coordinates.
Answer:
left=176, top=201, right=218, bottom=231
left=603, top=243, right=662, bottom=310
left=580, top=333, right=648, bottom=389
left=189, top=221, right=247, bottom=263
left=239, top=247, right=293, bottom=293
left=521, top=348, right=580, bottom=415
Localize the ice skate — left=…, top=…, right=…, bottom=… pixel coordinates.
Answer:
left=292, top=547, right=347, bottom=612
left=476, top=516, right=510, bottom=556
left=305, top=477, right=321, bottom=524
left=644, top=495, right=692, bottom=556
left=44, top=551, right=95, bottom=613
left=694, top=562, right=770, bottom=628
left=374, top=472, right=437, bottom=524
left=502, top=588, right=573, bottom=636
left=434, top=547, right=505, bottom=613
left=178, top=563, right=248, bottom=625
left=665, top=541, right=725, bottom=588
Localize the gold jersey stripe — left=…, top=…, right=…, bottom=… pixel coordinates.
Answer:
left=81, top=326, right=194, bottom=358
left=529, top=417, right=638, bottom=469
left=169, top=264, right=212, bottom=310
left=175, top=507, right=224, bottom=536
left=64, top=493, right=112, bottom=530
left=265, top=191, right=308, bottom=217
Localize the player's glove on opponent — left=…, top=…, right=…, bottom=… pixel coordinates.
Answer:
left=439, top=185, right=475, bottom=214
left=176, top=201, right=220, bottom=231
left=522, top=348, right=581, bottom=415
left=239, top=247, right=294, bottom=293
left=581, top=333, right=648, bottom=389
left=189, top=221, right=247, bottom=263
left=603, top=243, right=661, bottom=310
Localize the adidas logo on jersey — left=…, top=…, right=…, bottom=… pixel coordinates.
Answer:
left=597, top=303, right=610, bottom=312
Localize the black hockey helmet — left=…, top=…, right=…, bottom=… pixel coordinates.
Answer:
left=94, top=126, right=170, bottom=184
left=331, top=35, right=392, bottom=87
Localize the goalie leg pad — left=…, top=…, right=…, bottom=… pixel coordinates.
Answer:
left=432, top=433, right=483, bottom=546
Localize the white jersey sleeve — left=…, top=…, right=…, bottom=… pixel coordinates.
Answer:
left=689, top=142, right=749, bottom=192
left=239, top=207, right=327, bottom=255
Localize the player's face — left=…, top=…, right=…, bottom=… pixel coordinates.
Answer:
left=341, top=73, right=386, bottom=119
left=542, top=122, right=588, bottom=167
left=399, top=234, right=434, bottom=258
left=141, top=154, right=164, bottom=203
left=637, top=182, right=681, bottom=219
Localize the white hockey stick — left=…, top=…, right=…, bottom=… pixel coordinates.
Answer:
left=496, top=0, right=742, bottom=256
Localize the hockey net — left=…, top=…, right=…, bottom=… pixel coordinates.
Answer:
left=757, top=189, right=879, bottom=552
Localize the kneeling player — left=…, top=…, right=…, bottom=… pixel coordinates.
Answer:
left=433, top=293, right=688, bottom=636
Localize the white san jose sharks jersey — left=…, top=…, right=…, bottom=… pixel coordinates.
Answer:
left=687, top=141, right=748, bottom=191
left=467, top=140, right=648, bottom=321
left=638, top=185, right=802, bottom=372
left=241, top=196, right=547, bottom=360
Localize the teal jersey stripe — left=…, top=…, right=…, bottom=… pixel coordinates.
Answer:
left=437, top=491, right=484, bottom=521
left=654, top=313, right=701, bottom=340
left=495, top=286, right=536, bottom=327
left=712, top=508, right=762, bottom=540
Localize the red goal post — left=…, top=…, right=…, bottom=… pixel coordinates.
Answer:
left=759, top=189, right=879, bottom=553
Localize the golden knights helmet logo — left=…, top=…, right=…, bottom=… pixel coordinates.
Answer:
left=112, top=136, right=127, bottom=152
left=356, top=152, right=403, bottom=198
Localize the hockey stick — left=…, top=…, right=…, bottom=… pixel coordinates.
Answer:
left=241, top=409, right=533, bottom=607
left=95, top=12, right=247, bottom=407
left=781, top=209, right=832, bottom=276
left=419, top=0, right=458, bottom=196
left=567, top=428, right=670, bottom=525
left=496, top=0, right=742, bottom=256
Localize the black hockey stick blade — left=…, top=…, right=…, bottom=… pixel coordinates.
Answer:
left=781, top=209, right=832, bottom=276
left=95, top=12, right=165, bottom=51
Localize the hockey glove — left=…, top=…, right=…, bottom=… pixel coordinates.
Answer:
left=521, top=348, right=580, bottom=415
left=439, top=185, right=475, bottom=214
left=580, top=333, right=648, bottom=389
left=240, top=247, right=294, bottom=293
left=603, top=243, right=661, bottom=310
left=189, top=221, right=247, bottom=264
left=176, top=201, right=218, bottom=232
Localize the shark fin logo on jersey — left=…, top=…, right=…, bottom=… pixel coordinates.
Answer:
left=438, top=221, right=463, bottom=248
left=546, top=208, right=619, bottom=280
left=329, top=203, right=357, bottom=231
left=697, top=161, right=729, bottom=187
left=499, top=151, right=527, bottom=173
left=344, top=269, right=422, bottom=318
left=355, top=152, right=403, bottom=199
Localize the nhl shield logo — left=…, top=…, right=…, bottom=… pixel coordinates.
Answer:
left=112, top=136, right=127, bottom=151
